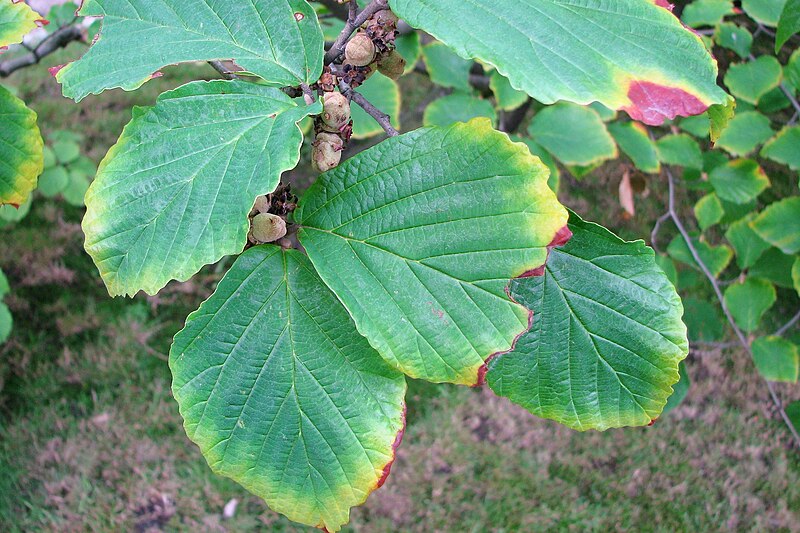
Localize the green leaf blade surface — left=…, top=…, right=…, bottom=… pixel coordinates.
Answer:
left=0, top=85, right=43, bottom=206
left=170, top=246, right=407, bottom=533
left=0, top=0, right=40, bottom=48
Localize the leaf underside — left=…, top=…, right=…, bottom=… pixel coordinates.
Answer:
left=0, top=85, right=44, bottom=207
left=57, top=0, right=324, bottom=101
left=171, top=246, right=407, bottom=533
left=488, top=212, right=689, bottom=431
left=296, top=118, right=568, bottom=386
left=389, top=0, right=728, bottom=125
left=82, top=80, right=320, bottom=297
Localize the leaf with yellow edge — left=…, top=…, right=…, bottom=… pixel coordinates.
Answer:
left=0, top=85, right=43, bottom=206
left=0, top=0, right=41, bottom=49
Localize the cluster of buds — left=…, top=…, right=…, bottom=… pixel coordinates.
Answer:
left=312, top=92, right=352, bottom=172
left=247, top=185, right=298, bottom=245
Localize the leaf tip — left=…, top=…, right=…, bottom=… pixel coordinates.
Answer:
left=375, top=402, right=407, bottom=490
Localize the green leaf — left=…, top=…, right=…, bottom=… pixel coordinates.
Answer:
left=63, top=170, right=90, bottom=207
left=0, top=85, right=43, bottom=207
left=296, top=119, right=568, bottom=386
left=707, top=96, right=737, bottom=143
left=421, top=42, right=472, bottom=91
left=170, top=246, right=406, bottom=532
left=83, top=80, right=320, bottom=297
left=662, top=361, right=691, bottom=416
left=394, top=31, right=421, bottom=75
left=56, top=0, right=324, bottom=101
left=786, top=49, right=800, bottom=90
left=761, top=126, right=800, bottom=170
left=423, top=92, right=496, bottom=128
left=655, top=255, right=678, bottom=287
left=742, top=0, right=787, bottom=26
left=715, top=22, right=753, bottom=58
left=0, top=0, right=39, bottom=48
left=667, top=234, right=733, bottom=278
left=0, top=302, right=11, bottom=343
left=486, top=212, right=688, bottom=431
left=490, top=72, right=528, bottom=111
left=751, top=336, right=799, bottom=382
left=724, top=57, right=783, bottom=105
left=515, top=137, right=560, bottom=194
left=715, top=111, right=774, bottom=156
left=38, top=167, right=70, bottom=198
left=683, top=297, right=725, bottom=341
left=608, top=122, right=660, bottom=174
left=679, top=113, right=710, bottom=138
left=52, top=140, right=80, bottom=165
left=682, top=0, right=734, bottom=27
left=708, top=159, right=770, bottom=204
left=793, top=256, right=800, bottom=297
left=351, top=73, right=401, bottom=139
left=777, top=0, right=800, bottom=51
left=695, top=194, right=725, bottom=231
left=725, top=214, right=772, bottom=269
left=389, top=0, right=728, bottom=125
left=588, top=102, right=618, bottom=122
left=0, top=195, right=31, bottom=224
left=528, top=102, right=617, bottom=168
left=656, top=134, right=703, bottom=169
left=750, top=197, right=800, bottom=255
left=724, top=278, right=776, bottom=333
left=0, top=267, right=8, bottom=298
left=749, top=247, right=796, bottom=288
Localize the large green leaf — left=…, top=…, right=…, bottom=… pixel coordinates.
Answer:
left=171, top=246, right=406, bottom=532
left=56, top=0, right=324, bottom=101
left=0, top=0, right=40, bottom=49
left=750, top=197, right=800, bottom=255
left=83, top=80, right=320, bottom=297
left=296, top=118, right=568, bottom=385
left=487, top=212, right=688, bottom=431
left=389, top=0, right=728, bottom=125
left=0, top=85, right=43, bottom=207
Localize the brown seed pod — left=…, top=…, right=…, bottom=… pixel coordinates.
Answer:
left=322, top=91, right=351, bottom=131
left=251, top=195, right=270, bottom=214
left=316, top=132, right=345, bottom=151
left=345, top=32, right=376, bottom=67
left=373, top=9, right=399, bottom=27
left=250, top=213, right=287, bottom=244
left=378, top=50, right=406, bottom=80
left=312, top=139, right=343, bottom=172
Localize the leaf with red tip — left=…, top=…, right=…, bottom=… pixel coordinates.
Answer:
left=389, top=0, right=729, bottom=125
left=171, top=246, right=407, bottom=533
left=487, top=212, right=689, bottom=431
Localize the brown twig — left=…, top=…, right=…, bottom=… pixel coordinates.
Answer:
left=324, top=0, right=389, bottom=64
left=339, top=78, right=399, bottom=136
left=0, top=24, right=84, bottom=77
left=663, top=166, right=800, bottom=448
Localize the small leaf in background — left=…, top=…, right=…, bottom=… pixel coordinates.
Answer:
left=489, top=72, right=528, bottom=111
left=56, top=0, right=325, bottom=101
left=487, top=212, right=688, bottom=431
left=792, top=257, right=800, bottom=297
left=751, top=337, right=799, bottom=383
left=656, top=134, right=704, bottom=170
left=296, top=119, right=567, bottom=386
left=695, top=194, right=725, bottom=230
left=608, top=122, right=661, bottom=174
left=682, top=0, right=735, bottom=27
left=421, top=42, right=473, bottom=91
left=749, top=248, right=796, bottom=288
left=83, top=80, right=321, bottom=297
left=0, top=196, right=32, bottom=225
left=0, top=85, right=44, bottom=207
left=787, top=401, right=800, bottom=432
left=742, top=0, right=788, bottom=26
left=0, top=0, right=40, bottom=48
left=715, top=22, right=754, bottom=58
left=528, top=102, right=617, bottom=168
left=760, top=126, right=800, bottom=170
left=0, top=302, right=11, bottom=343
left=351, top=73, right=401, bottom=139
left=724, top=57, right=783, bottom=105
left=668, top=234, right=733, bottom=278
left=662, top=361, right=691, bottom=416
left=716, top=112, right=774, bottom=156
left=786, top=50, right=800, bottom=90
left=588, top=102, right=618, bottom=122
left=395, top=31, right=421, bottom=74
left=42, top=146, right=56, bottom=170
left=709, top=159, right=770, bottom=204
left=37, top=167, right=70, bottom=198
left=423, top=92, right=496, bottom=128
left=170, top=247, right=407, bottom=533
left=515, top=137, right=560, bottom=193
left=390, top=0, right=728, bottom=124
left=679, top=113, right=711, bottom=138
left=63, top=170, right=90, bottom=207
left=725, top=214, right=772, bottom=268
left=724, top=278, right=777, bottom=333
left=0, top=268, right=8, bottom=298
left=683, top=297, right=725, bottom=341
left=750, top=197, right=800, bottom=254
left=720, top=196, right=757, bottom=224
left=52, top=140, right=80, bottom=165
left=707, top=96, right=737, bottom=143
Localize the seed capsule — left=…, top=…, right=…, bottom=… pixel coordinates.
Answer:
left=312, top=138, right=343, bottom=172
left=250, top=213, right=287, bottom=243
left=378, top=50, right=406, bottom=80
left=322, top=91, right=351, bottom=131
left=345, top=33, right=376, bottom=67
left=373, top=9, right=399, bottom=27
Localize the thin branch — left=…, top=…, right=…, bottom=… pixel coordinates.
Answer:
left=324, top=0, right=389, bottom=64
left=650, top=212, right=671, bottom=254
left=664, top=166, right=800, bottom=448
left=0, top=24, right=84, bottom=77
left=339, top=78, right=398, bottom=137
left=774, top=310, right=800, bottom=337
left=208, top=60, right=239, bottom=80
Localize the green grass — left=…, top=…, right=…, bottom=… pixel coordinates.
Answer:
left=1, top=40, right=799, bottom=533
